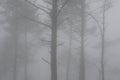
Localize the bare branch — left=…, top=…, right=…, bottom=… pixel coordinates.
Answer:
left=32, top=0, right=51, bottom=11
left=21, top=14, right=51, bottom=28
left=86, top=12, right=103, bottom=35
left=41, top=39, right=64, bottom=46
left=57, top=0, right=69, bottom=15
left=57, top=12, right=102, bottom=36
left=41, top=57, right=50, bottom=64
left=39, top=5, right=51, bottom=11
left=41, top=57, right=61, bottom=65
left=25, top=0, right=50, bottom=15
left=43, top=0, right=52, bottom=5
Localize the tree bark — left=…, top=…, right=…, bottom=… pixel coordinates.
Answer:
left=50, top=0, right=58, bottom=80
left=11, top=9, right=19, bottom=80
left=79, top=0, right=86, bottom=80
left=66, top=23, right=73, bottom=80
left=24, top=23, right=28, bottom=80
left=101, top=0, right=106, bottom=80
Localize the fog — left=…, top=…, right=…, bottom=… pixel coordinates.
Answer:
left=0, top=0, right=120, bottom=80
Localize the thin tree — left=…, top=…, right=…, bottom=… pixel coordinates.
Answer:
left=24, top=21, right=28, bottom=80
left=101, top=0, right=106, bottom=80
left=79, top=0, right=86, bottom=80
left=66, top=19, right=73, bottom=80
left=6, top=0, right=19, bottom=80
left=50, top=0, right=58, bottom=80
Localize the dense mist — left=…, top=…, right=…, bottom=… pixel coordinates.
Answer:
left=0, top=0, right=119, bottom=80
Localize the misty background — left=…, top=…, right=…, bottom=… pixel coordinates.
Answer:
left=0, top=0, right=120, bottom=80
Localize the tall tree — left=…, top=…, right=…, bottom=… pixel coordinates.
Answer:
left=79, top=0, right=86, bottom=80
left=50, top=0, right=58, bottom=80
left=24, top=0, right=70, bottom=80
left=3, top=0, right=38, bottom=80
left=101, top=0, right=106, bottom=80
left=5, top=0, right=20, bottom=80
left=66, top=19, right=73, bottom=80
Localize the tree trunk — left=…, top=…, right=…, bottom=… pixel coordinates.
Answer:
left=79, top=0, right=86, bottom=80
left=66, top=24, right=73, bottom=80
left=12, top=10, right=19, bottom=80
left=101, top=0, right=106, bottom=80
left=24, top=24, right=28, bottom=80
left=50, top=0, right=58, bottom=80
left=1, top=1, right=19, bottom=80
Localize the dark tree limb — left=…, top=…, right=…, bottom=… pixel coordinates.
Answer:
left=41, top=57, right=50, bottom=64
left=57, top=0, right=69, bottom=15
left=25, top=0, right=50, bottom=15
left=86, top=12, right=103, bottom=35
left=21, top=14, right=51, bottom=28
left=41, top=57, right=61, bottom=64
